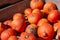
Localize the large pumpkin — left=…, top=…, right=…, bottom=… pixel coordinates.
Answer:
left=37, top=23, right=54, bottom=40
left=1, top=28, right=16, bottom=40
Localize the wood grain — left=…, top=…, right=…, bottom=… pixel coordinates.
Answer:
left=0, top=0, right=30, bottom=21
left=0, top=0, right=21, bottom=7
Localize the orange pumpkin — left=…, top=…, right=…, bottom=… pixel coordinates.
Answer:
left=53, top=22, right=60, bottom=32
left=11, top=13, right=26, bottom=32
left=47, top=10, right=60, bottom=23
left=37, top=23, right=54, bottom=40
left=32, top=9, right=43, bottom=18
left=25, top=24, right=37, bottom=36
left=43, top=2, right=57, bottom=14
left=8, top=36, right=18, bottom=40
left=28, top=9, right=43, bottom=24
left=1, top=28, right=16, bottom=40
left=20, top=32, right=36, bottom=40
left=24, top=8, right=32, bottom=16
left=32, top=9, right=41, bottom=13
left=30, top=0, right=44, bottom=9
left=37, top=18, right=49, bottom=27
left=13, top=13, right=24, bottom=20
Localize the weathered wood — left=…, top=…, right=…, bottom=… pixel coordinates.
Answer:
left=0, top=0, right=21, bottom=7
left=0, top=0, right=30, bottom=21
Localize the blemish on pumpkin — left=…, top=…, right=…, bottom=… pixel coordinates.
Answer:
left=48, top=8, right=51, bottom=12
left=29, top=28, right=37, bottom=35
left=31, top=15, right=34, bottom=19
left=25, top=35, right=29, bottom=39
left=43, top=32, right=48, bottom=37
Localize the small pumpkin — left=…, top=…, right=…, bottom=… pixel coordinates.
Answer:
left=47, top=10, right=60, bottom=23
left=1, top=28, right=16, bottom=40
left=24, top=8, right=32, bottom=16
left=30, top=0, right=44, bottom=9
left=25, top=24, right=37, bottom=36
left=20, top=32, right=36, bottom=40
left=43, top=2, right=57, bottom=14
left=53, top=22, right=60, bottom=32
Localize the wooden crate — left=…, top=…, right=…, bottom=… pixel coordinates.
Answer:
left=0, top=0, right=60, bottom=40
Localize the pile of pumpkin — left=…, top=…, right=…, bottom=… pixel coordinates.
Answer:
left=0, top=0, right=60, bottom=40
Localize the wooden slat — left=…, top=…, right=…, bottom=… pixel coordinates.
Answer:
left=0, top=0, right=30, bottom=21
left=24, top=0, right=30, bottom=7
left=0, top=0, right=21, bottom=7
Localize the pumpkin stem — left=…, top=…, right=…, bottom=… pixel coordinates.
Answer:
left=25, top=35, right=29, bottom=39
left=40, top=10, right=44, bottom=13
left=25, top=16, right=28, bottom=20
left=17, top=36, right=20, bottom=39
left=43, top=32, right=48, bottom=37
left=48, top=8, right=51, bottom=12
